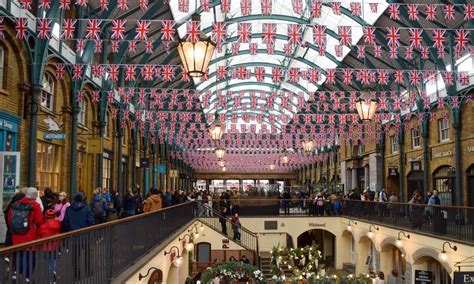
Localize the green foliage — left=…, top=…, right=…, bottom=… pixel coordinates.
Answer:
left=200, top=261, right=266, bottom=284
left=270, top=244, right=322, bottom=278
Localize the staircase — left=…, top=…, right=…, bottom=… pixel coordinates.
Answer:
left=197, top=203, right=260, bottom=265
left=259, top=252, right=293, bottom=279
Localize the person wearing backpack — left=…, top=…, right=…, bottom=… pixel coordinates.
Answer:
left=8, top=187, right=44, bottom=279
left=110, top=190, right=122, bottom=218
left=314, top=192, right=326, bottom=216
left=90, top=189, right=107, bottom=224
left=62, top=192, right=95, bottom=232
left=3, top=187, right=27, bottom=246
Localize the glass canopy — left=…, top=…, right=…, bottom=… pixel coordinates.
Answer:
left=169, top=0, right=388, bottom=132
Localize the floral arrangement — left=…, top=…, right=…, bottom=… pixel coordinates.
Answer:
left=270, top=244, right=322, bottom=278
left=200, top=261, right=266, bottom=284
left=270, top=273, right=372, bottom=283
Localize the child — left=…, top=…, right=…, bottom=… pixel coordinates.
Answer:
left=38, top=209, right=61, bottom=282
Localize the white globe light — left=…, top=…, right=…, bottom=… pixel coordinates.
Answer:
left=439, top=252, right=448, bottom=261
left=367, top=231, right=374, bottom=239
left=395, top=239, right=403, bottom=248
left=185, top=242, right=194, bottom=251
left=173, top=256, right=183, bottom=267
left=346, top=225, right=352, bottom=232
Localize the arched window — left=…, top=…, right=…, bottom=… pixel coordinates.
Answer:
left=0, top=46, right=4, bottom=89
left=78, top=99, right=86, bottom=125
left=41, top=74, right=54, bottom=111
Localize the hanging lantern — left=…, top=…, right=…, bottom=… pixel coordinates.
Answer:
left=221, top=166, right=227, bottom=172
left=177, top=15, right=216, bottom=78
left=269, top=164, right=276, bottom=170
left=302, top=140, right=314, bottom=152
left=215, top=147, right=225, bottom=159
left=356, top=92, right=378, bottom=121
left=208, top=113, right=224, bottom=141
left=218, top=160, right=225, bottom=167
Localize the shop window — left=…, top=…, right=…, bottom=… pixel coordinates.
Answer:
left=412, top=128, right=420, bottom=149
left=103, top=155, right=112, bottom=191
left=41, top=74, right=55, bottom=111
left=36, top=141, right=60, bottom=192
left=78, top=99, right=86, bottom=125
left=433, top=166, right=455, bottom=205
left=438, top=119, right=449, bottom=142
left=0, top=46, right=4, bottom=89
left=390, top=136, right=398, bottom=154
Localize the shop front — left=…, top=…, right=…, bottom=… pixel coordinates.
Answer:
left=407, top=162, right=424, bottom=200
left=36, top=131, right=63, bottom=193
left=433, top=166, right=456, bottom=206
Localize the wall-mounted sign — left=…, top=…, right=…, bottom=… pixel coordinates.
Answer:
left=222, top=239, right=229, bottom=249
left=388, top=166, right=398, bottom=176
left=454, top=271, right=474, bottom=284
left=157, top=164, right=166, bottom=173
left=44, top=133, right=65, bottom=140
left=170, top=170, right=178, bottom=178
left=415, top=270, right=432, bottom=284
left=140, top=158, right=149, bottom=167
left=87, top=138, right=102, bottom=154
left=0, top=119, right=15, bottom=131
left=412, top=161, right=421, bottom=171
left=308, top=222, right=326, bottom=227
left=433, top=151, right=452, bottom=159
left=407, top=155, right=423, bottom=163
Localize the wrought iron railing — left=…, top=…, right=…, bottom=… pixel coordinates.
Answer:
left=221, top=198, right=474, bottom=243
left=196, top=203, right=260, bottom=266
left=0, top=202, right=195, bottom=283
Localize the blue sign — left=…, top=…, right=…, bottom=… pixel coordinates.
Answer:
left=158, top=164, right=166, bottom=173
left=44, top=133, right=66, bottom=140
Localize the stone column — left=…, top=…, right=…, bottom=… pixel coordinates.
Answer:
left=352, top=169, right=358, bottom=190
left=364, top=165, right=369, bottom=190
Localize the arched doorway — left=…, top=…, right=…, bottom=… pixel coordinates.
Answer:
left=340, top=231, right=356, bottom=273
left=296, top=229, right=335, bottom=267
left=433, top=166, right=456, bottom=205
left=147, top=269, right=163, bottom=284
left=413, top=256, right=451, bottom=284
left=380, top=244, right=406, bottom=283
left=386, top=167, right=400, bottom=200
left=357, top=236, right=379, bottom=275
left=407, top=170, right=424, bottom=200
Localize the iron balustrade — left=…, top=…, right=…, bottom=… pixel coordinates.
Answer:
left=214, top=198, right=474, bottom=243
left=0, top=202, right=195, bottom=283
left=196, top=203, right=260, bottom=266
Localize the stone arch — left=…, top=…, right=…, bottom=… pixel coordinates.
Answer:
left=379, top=240, right=407, bottom=284
left=356, top=235, right=379, bottom=275
left=380, top=236, right=406, bottom=256
left=411, top=247, right=452, bottom=274
left=295, top=229, right=336, bottom=267
left=0, top=24, right=30, bottom=85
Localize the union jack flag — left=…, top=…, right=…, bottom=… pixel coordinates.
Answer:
left=326, top=69, right=336, bottom=85
left=292, top=0, right=303, bottom=15
left=211, top=22, right=227, bottom=48
left=307, top=68, right=320, bottom=84
left=20, top=0, right=32, bottom=9
left=107, top=91, right=114, bottom=104
left=357, top=46, right=365, bottom=58
left=386, top=27, right=400, bottom=48
left=178, top=0, right=189, bottom=12
left=76, top=39, right=85, bottom=53
left=129, top=41, right=137, bottom=53
left=145, top=40, right=153, bottom=53
left=373, top=45, right=382, bottom=58
left=443, top=71, right=454, bottom=86
left=161, top=65, right=175, bottom=81
left=261, top=0, right=272, bottom=16
left=288, top=68, right=299, bottom=84
left=313, top=25, right=326, bottom=46
left=454, top=29, right=470, bottom=51
left=108, top=64, right=119, bottom=81
left=15, top=18, right=28, bottom=40
left=125, top=65, right=136, bottom=81
left=111, top=19, right=126, bottom=40
left=161, top=21, right=176, bottom=42
left=254, top=67, right=265, bottom=82
left=111, top=41, right=120, bottom=53
left=201, top=0, right=210, bottom=11
left=443, top=4, right=455, bottom=20
left=425, top=4, right=437, bottom=21
left=338, top=26, right=351, bottom=46
left=92, top=64, right=104, bottom=78
left=37, top=18, right=52, bottom=39
left=249, top=43, right=258, bottom=54
left=221, top=0, right=231, bottom=13
left=407, top=4, right=419, bottom=21
left=432, top=29, right=446, bottom=49
left=451, top=97, right=459, bottom=109
left=99, top=0, right=108, bottom=11
left=288, top=24, right=302, bottom=46
left=135, top=20, right=150, bottom=40
left=237, top=22, right=251, bottom=43
left=262, top=23, right=276, bottom=45
left=408, top=28, right=423, bottom=48
left=458, top=72, right=470, bottom=86
left=56, top=64, right=65, bottom=80
left=217, top=66, right=227, bottom=80
left=72, top=64, right=83, bottom=80
left=369, top=3, right=378, bottom=13
left=141, top=65, right=154, bottom=81
left=311, top=0, right=322, bottom=18
left=240, top=0, right=251, bottom=15
left=59, top=0, right=70, bottom=10
left=464, top=4, right=474, bottom=20
left=85, top=19, right=102, bottom=40
left=350, top=2, right=361, bottom=17
left=76, top=91, right=85, bottom=102
left=395, top=70, right=404, bottom=84
left=118, top=0, right=128, bottom=10
left=342, top=69, right=352, bottom=85
left=91, top=91, right=100, bottom=103
left=409, top=71, right=420, bottom=86
left=93, top=40, right=102, bottom=53
left=389, top=4, right=400, bottom=20
left=0, top=17, right=4, bottom=39
left=61, top=18, right=76, bottom=40
left=139, top=0, right=148, bottom=10
left=186, top=21, right=201, bottom=43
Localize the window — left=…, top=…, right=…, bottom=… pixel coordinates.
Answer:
left=0, top=46, right=4, bottom=89
left=412, top=128, right=421, bottom=149
left=391, top=136, right=398, bottom=154
left=433, top=166, right=456, bottom=205
left=102, top=154, right=112, bottom=191
left=103, top=112, right=109, bottom=138
left=358, top=144, right=365, bottom=156
left=36, top=141, right=60, bottom=192
left=78, top=100, right=86, bottom=125
left=438, top=119, right=449, bottom=142
left=41, top=74, right=54, bottom=111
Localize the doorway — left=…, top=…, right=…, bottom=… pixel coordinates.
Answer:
left=407, top=171, right=424, bottom=199
left=296, top=229, right=335, bottom=267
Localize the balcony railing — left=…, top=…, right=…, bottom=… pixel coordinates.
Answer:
left=0, top=202, right=195, bottom=283
left=223, top=198, right=474, bottom=243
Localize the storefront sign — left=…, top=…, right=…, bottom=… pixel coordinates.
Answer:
left=170, top=170, right=178, bottom=178
left=87, top=138, right=103, bottom=154
left=0, top=119, right=15, bottom=131
left=44, top=133, right=65, bottom=140
left=222, top=239, right=229, bottom=249
left=389, top=166, right=398, bottom=176
left=407, top=155, right=423, bottom=162
left=308, top=222, right=326, bottom=227
left=412, top=161, right=421, bottom=171
left=415, top=270, right=433, bottom=284
left=433, top=151, right=452, bottom=158
left=454, top=271, right=474, bottom=283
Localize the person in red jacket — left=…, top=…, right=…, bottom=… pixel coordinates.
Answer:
left=8, top=187, right=43, bottom=279
left=39, top=209, right=61, bottom=282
